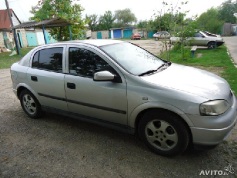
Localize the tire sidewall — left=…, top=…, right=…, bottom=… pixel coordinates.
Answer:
left=20, top=90, right=42, bottom=119
left=138, top=110, right=189, bottom=156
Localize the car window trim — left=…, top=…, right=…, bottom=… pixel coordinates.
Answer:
left=30, top=45, right=67, bottom=74
left=65, top=44, right=123, bottom=81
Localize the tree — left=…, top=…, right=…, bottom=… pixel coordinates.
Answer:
left=114, top=8, right=137, bottom=27
left=31, top=0, right=85, bottom=41
left=98, top=11, right=115, bottom=30
left=218, top=0, right=237, bottom=23
left=152, top=1, right=195, bottom=60
left=197, top=8, right=223, bottom=34
left=85, top=14, right=99, bottom=31
left=137, top=20, right=148, bottom=29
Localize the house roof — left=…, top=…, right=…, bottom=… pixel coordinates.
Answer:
left=13, top=18, right=71, bottom=29
left=0, top=9, right=20, bottom=30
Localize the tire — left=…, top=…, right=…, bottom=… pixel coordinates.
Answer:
left=20, top=90, right=42, bottom=119
left=138, top=110, right=190, bottom=157
left=155, top=37, right=158, bottom=41
left=208, top=42, right=216, bottom=49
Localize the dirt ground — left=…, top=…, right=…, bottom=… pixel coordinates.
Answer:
left=0, top=40, right=237, bottom=177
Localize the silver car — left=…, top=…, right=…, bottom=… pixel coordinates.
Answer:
left=153, top=31, right=170, bottom=41
left=170, top=31, right=224, bottom=48
left=10, top=40, right=237, bottom=156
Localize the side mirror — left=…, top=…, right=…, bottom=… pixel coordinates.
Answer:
left=93, top=71, right=115, bottom=82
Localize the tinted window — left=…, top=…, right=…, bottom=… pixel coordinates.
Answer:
left=32, top=47, right=63, bottom=72
left=194, top=33, right=203, bottom=37
left=69, top=47, right=113, bottom=77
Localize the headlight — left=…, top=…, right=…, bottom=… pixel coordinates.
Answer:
left=200, top=100, right=230, bottom=116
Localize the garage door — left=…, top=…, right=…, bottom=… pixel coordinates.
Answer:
left=113, top=29, right=122, bottom=38
left=123, top=29, right=132, bottom=38
left=26, top=32, right=38, bottom=47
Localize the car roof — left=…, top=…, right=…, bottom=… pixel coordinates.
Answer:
left=38, top=39, right=124, bottom=48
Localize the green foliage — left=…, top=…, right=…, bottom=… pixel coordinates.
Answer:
left=197, top=8, right=224, bottom=34
left=86, top=14, right=98, bottom=31
left=98, top=11, right=115, bottom=30
left=137, top=20, right=154, bottom=32
left=114, top=8, right=137, bottom=27
left=151, top=1, right=197, bottom=60
left=31, top=0, right=85, bottom=41
left=218, top=0, right=237, bottom=23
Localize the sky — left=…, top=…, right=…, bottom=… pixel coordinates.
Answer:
left=0, top=0, right=231, bottom=22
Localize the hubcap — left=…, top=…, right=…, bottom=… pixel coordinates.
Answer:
left=145, top=120, right=178, bottom=151
left=23, top=94, right=37, bottom=115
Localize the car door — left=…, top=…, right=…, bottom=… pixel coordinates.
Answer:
left=27, top=46, right=67, bottom=111
left=64, top=45, right=128, bottom=125
left=191, top=32, right=207, bottom=46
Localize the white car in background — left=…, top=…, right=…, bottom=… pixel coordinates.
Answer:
left=170, top=31, right=224, bottom=48
left=153, top=31, right=170, bottom=40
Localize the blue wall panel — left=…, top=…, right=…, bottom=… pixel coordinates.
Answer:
left=123, top=29, right=133, bottom=38
left=26, top=32, right=38, bottom=46
left=113, top=29, right=122, bottom=38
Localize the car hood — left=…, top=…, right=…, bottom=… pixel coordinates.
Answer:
left=141, top=64, right=230, bottom=100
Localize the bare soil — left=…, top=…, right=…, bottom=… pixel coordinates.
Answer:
left=0, top=40, right=237, bottom=177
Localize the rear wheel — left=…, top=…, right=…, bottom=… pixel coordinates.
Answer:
left=20, top=90, right=42, bottom=119
left=138, top=110, right=190, bottom=156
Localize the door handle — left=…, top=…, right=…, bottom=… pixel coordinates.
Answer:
left=31, top=76, right=38, bottom=82
left=67, top=82, right=76, bottom=89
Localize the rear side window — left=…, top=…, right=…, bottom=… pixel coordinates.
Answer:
left=32, top=47, right=63, bottom=73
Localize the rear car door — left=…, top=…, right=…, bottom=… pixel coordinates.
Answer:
left=64, top=45, right=128, bottom=126
left=27, top=46, right=67, bottom=111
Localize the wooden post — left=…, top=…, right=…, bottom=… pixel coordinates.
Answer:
left=5, top=0, right=20, bottom=55
left=42, top=25, right=48, bottom=44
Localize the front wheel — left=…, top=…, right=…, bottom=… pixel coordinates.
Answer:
left=138, top=110, right=190, bottom=156
left=208, top=42, right=216, bottom=49
left=20, top=90, right=42, bottom=119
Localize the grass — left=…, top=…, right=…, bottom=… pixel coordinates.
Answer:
left=160, top=45, right=237, bottom=94
left=0, top=48, right=33, bottom=69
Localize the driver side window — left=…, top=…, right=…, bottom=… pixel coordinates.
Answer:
left=68, top=47, right=114, bottom=78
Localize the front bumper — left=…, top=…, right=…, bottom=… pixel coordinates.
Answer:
left=216, top=41, right=224, bottom=47
left=190, top=95, right=237, bottom=146
left=191, top=116, right=236, bottom=145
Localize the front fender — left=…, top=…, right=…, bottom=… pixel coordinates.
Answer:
left=128, top=101, right=194, bottom=128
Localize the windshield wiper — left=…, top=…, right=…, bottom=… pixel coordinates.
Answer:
left=139, top=69, right=158, bottom=76
left=139, top=61, right=171, bottom=76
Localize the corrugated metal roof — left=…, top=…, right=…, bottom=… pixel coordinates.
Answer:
left=13, top=18, right=71, bottom=29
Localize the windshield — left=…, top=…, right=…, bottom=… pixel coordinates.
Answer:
left=101, top=42, right=164, bottom=75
